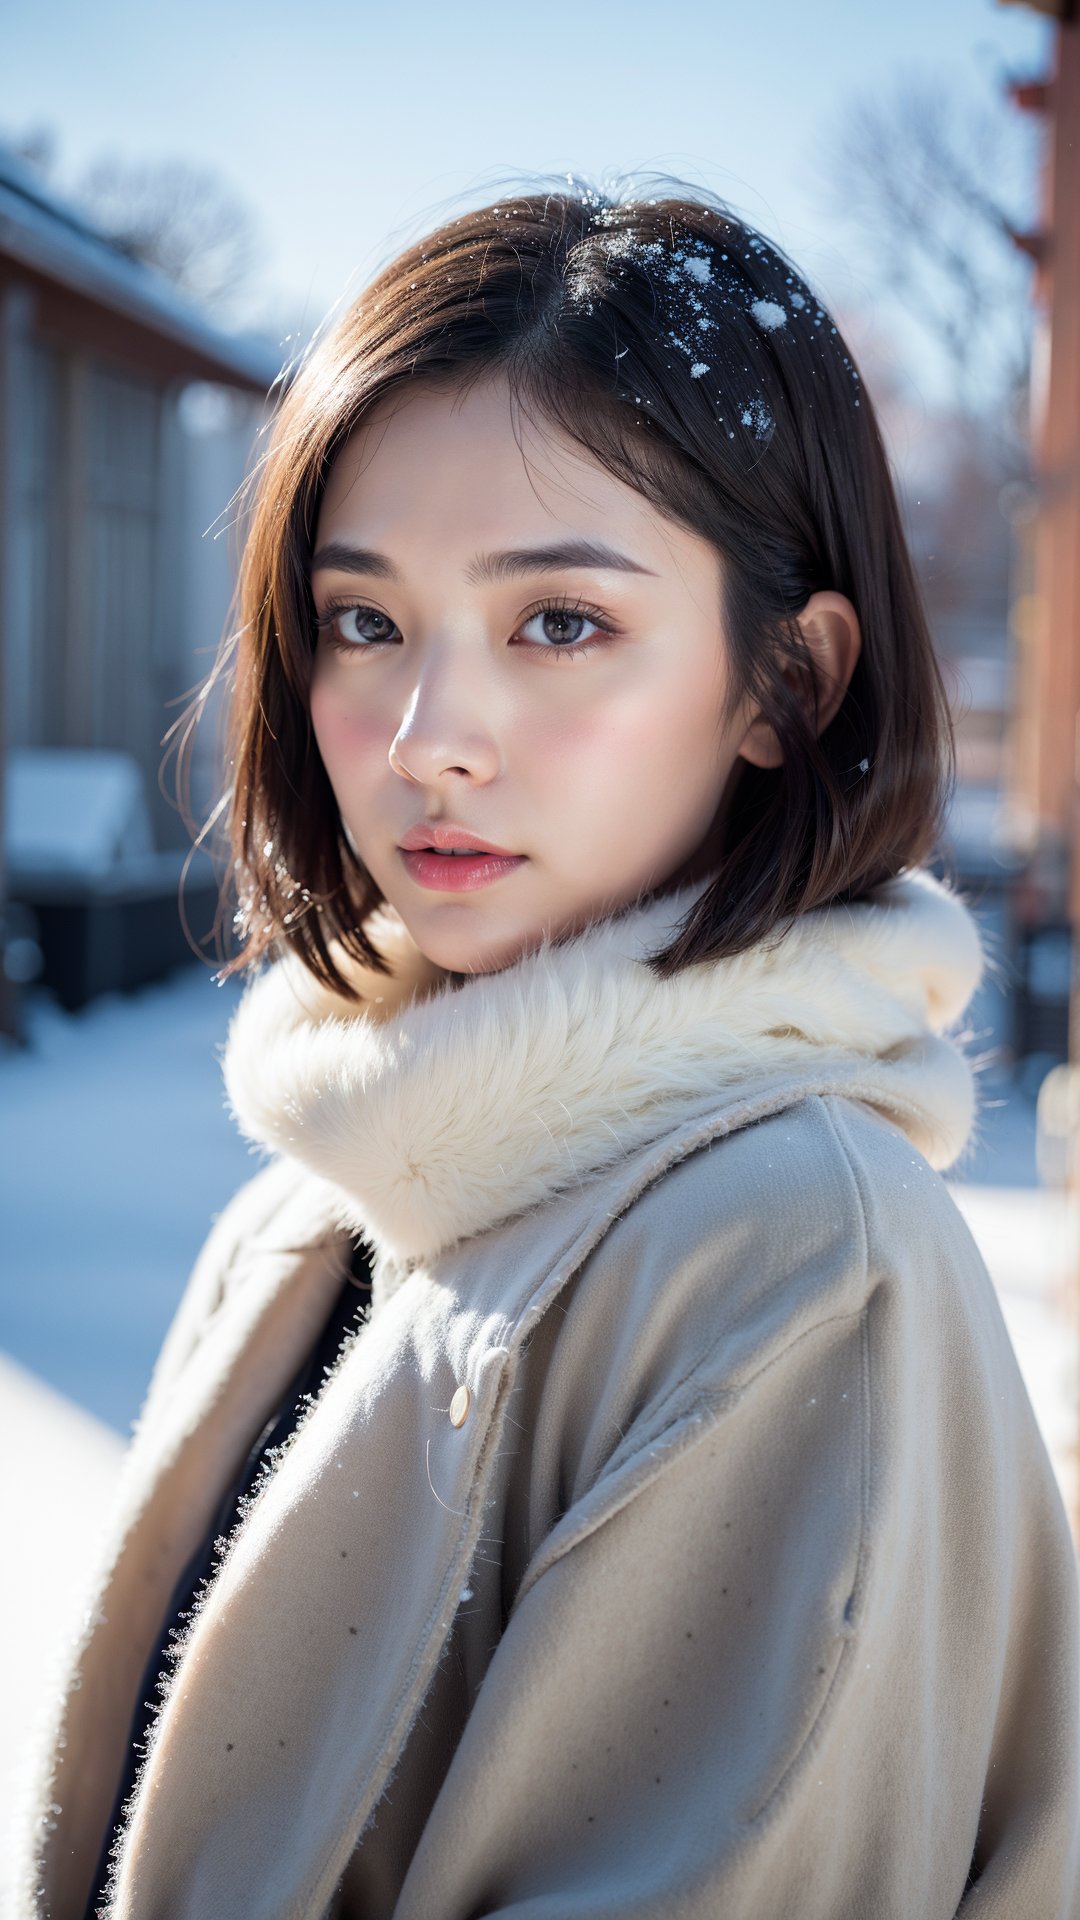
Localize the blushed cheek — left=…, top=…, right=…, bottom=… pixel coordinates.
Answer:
left=547, top=679, right=727, bottom=884
left=520, top=677, right=671, bottom=764
left=310, top=682, right=392, bottom=786
left=526, top=680, right=717, bottom=800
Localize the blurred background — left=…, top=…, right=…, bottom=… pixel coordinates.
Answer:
left=0, top=0, right=1077, bottom=1862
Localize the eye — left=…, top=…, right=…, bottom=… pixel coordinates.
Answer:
left=313, top=593, right=620, bottom=658
left=315, top=601, right=400, bottom=651
left=515, top=597, right=618, bottom=657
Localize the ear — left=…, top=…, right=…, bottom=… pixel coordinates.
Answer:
left=736, top=590, right=863, bottom=772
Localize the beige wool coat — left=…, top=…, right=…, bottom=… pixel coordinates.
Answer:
left=14, top=870, right=1080, bottom=1919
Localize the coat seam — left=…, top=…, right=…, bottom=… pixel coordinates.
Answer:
left=585, top=1093, right=870, bottom=1485
left=817, top=1095, right=875, bottom=1633
left=513, top=1297, right=872, bottom=1615
left=743, top=1093, right=877, bottom=1828
left=742, top=1302, right=872, bottom=1829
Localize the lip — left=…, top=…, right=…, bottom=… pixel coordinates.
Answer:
left=398, top=845, right=527, bottom=894
left=398, top=821, right=522, bottom=857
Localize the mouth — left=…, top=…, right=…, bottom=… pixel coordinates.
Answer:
left=397, top=824, right=527, bottom=894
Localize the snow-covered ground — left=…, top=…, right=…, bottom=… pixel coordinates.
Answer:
left=1, top=942, right=1078, bottom=1895
left=1, top=962, right=254, bottom=1430
left=0, top=1353, right=126, bottom=1895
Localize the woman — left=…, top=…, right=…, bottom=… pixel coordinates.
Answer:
left=18, top=182, right=1080, bottom=1918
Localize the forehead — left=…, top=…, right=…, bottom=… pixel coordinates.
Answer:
left=314, top=373, right=683, bottom=566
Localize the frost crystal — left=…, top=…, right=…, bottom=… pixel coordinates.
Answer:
left=750, top=299, right=787, bottom=331
left=740, top=397, right=774, bottom=440
left=682, top=254, right=712, bottom=285
left=690, top=362, right=710, bottom=379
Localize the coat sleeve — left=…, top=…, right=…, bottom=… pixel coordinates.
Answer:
left=390, top=1126, right=1080, bottom=1918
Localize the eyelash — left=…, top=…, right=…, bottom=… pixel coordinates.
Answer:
left=313, top=593, right=621, bottom=662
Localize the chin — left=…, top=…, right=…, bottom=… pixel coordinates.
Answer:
left=393, top=909, right=530, bottom=977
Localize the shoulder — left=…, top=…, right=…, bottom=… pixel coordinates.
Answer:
left=577, top=1087, right=981, bottom=1346
left=535, top=1093, right=994, bottom=1495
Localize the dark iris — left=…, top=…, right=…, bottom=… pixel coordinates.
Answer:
left=542, top=609, right=588, bottom=644
left=353, top=609, right=395, bottom=642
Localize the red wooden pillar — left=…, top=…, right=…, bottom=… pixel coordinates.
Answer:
left=1002, top=0, right=1080, bottom=1539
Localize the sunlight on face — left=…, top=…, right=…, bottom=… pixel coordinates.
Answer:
left=309, top=370, right=755, bottom=974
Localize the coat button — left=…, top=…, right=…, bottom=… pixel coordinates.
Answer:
left=449, top=1383, right=471, bottom=1427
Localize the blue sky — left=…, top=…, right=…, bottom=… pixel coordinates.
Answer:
left=4, top=0, right=1051, bottom=405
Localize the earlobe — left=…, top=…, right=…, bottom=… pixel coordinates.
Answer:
left=736, top=591, right=862, bottom=771
left=736, top=707, right=785, bottom=772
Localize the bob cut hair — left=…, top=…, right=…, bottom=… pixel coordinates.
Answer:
left=194, top=175, right=955, bottom=996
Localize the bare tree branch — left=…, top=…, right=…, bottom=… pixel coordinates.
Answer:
left=811, top=70, right=1038, bottom=438
left=0, top=127, right=264, bottom=327
left=72, top=154, right=263, bottom=323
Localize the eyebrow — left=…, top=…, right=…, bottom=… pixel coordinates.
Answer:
left=309, top=537, right=658, bottom=584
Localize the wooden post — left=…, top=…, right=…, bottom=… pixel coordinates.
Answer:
left=1001, top=0, right=1080, bottom=1539
left=61, top=350, right=92, bottom=747
left=1060, top=30, right=1080, bottom=1545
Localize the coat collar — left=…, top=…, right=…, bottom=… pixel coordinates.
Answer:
left=221, top=868, right=984, bottom=1269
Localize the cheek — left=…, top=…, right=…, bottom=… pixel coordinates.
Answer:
left=309, top=677, right=389, bottom=787
left=523, top=672, right=723, bottom=804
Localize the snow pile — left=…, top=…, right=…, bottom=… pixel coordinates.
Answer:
left=0, top=963, right=251, bottom=1430
left=6, top=748, right=154, bottom=881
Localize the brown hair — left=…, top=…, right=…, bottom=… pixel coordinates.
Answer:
left=193, top=175, right=954, bottom=995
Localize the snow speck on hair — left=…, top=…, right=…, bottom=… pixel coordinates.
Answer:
left=750, top=299, right=788, bottom=332
left=740, top=397, right=774, bottom=440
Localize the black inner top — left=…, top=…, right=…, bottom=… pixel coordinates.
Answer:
left=82, top=1236, right=373, bottom=1919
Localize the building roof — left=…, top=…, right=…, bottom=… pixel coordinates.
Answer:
left=0, top=144, right=281, bottom=393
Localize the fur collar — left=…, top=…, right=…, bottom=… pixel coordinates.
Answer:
left=222, top=869, right=985, bottom=1268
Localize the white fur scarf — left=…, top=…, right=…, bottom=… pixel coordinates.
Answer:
left=222, top=869, right=985, bottom=1269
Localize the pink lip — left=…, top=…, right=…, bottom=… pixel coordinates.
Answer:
left=397, top=822, right=527, bottom=894
left=398, top=821, right=521, bottom=857
left=399, top=847, right=527, bottom=893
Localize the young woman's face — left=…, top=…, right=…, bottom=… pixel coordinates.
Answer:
left=309, top=371, right=758, bottom=974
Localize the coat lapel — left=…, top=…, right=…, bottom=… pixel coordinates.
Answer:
left=109, top=1272, right=515, bottom=1919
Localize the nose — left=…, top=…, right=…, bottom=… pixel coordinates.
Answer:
left=388, top=651, right=502, bottom=788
